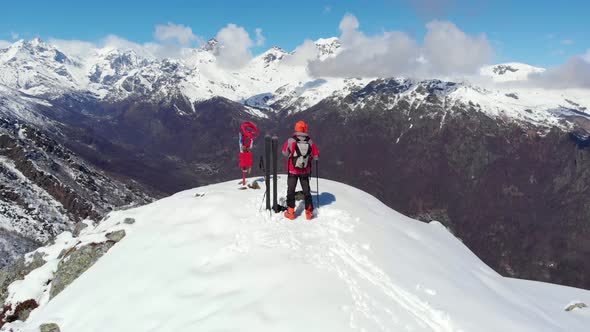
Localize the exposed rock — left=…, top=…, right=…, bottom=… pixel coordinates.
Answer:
left=7, top=299, right=38, bottom=323
left=0, top=252, right=46, bottom=305
left=565, top=302, right=587, bottom=312
left=0, top=253, right=45, bottom=327
left=49, top=242, right=114, bottom=299
left=106, top=230, right=126, bottom=243
left=40, top=322, right=61, bottom=332
left=72, top=222, right=88, bottom=237
left=123, top=217, right=136, bottom=224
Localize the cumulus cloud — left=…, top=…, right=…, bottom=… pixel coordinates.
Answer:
left=307, top=14, right=492, bottom=78
left=49, top=38, right=98, bottom=58
left=255, top=28, right=265, bottom=46
left=0, top=40, right=12, bottom=48
left=46, top=22, right=202, bottom=60
left=282, top=39, right=319, bottom=66
left=308, top=14, right=418, bottom=77
left=215, top=23, right=255, bottom=69
left=154, top=22, right=201, bottom=46
left=10, top=32, right=19, bottom=40
left=422, top=20, right=492, bottom=75
left=528, top=55, right=590, bottom=89
left=101, top=34, right=184, bottom=59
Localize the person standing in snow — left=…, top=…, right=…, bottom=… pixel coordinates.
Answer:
left=282, top=121, right=320, bottom=220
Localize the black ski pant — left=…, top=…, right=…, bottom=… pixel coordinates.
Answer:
left=286, top=173, right=313, bottom=210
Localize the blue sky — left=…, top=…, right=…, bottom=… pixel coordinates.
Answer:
left=0, top=0, right=588, bottom=67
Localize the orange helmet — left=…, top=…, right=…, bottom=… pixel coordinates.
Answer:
left=294, top=120, right=308, bottom=133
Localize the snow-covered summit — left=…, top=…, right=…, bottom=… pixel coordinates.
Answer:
left=480, top=62, right=546, bottom=82
left=315, top=37, right=341, bottom=59
left=2, top=177, right=589, bottom=331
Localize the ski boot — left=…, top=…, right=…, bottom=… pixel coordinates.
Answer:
left=305, top=206, right=314, bottom=220
left=284, top=207, right=296, bottom=220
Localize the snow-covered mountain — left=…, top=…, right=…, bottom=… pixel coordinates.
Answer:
left=2, top=36, right=590, bottom=293
left=1, top=38, right=587, bottom=127
left=480, top=62, right=546, bottom=82
left=1, top=178, right=589, bottom=331
left=0, top=115, right=153, bottom=267
left=0, top=37, right=356, bottom=112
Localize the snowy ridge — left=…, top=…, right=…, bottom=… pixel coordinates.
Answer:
left=343, top=77, right=590, bottom=130
left=2, top=178, right=589, bottom=331
left=0, top=38, right=589, bottom=128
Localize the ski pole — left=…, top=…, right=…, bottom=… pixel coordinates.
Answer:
left=259, top=190, right=267, bottom=212
left=316, top=159, right=320, bottom=210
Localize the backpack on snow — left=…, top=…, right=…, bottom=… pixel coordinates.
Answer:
left=291, top=135, right=312, bottom=169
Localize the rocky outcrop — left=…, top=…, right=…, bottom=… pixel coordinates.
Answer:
left=40, top=322, right=61, bottom=332
left=0, top=253, right=45, bottom=327
left=123, top=218, right=136, bottom=225
left=0, top=253, right=46, bottom=305
left=565, top=302, right=587, bottom=312
left=105, top=230, right=126, bottom=243
left=49, top=242, right=115, bottom=299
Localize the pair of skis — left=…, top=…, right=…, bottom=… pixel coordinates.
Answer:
left=264, top=135, right=279, bottom=213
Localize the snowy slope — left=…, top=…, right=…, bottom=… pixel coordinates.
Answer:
left=3, top=177, right=589, bottom=332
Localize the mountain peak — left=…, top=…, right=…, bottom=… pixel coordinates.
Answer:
left=480, top=62, right=546, bottom=82
left=202, top=38, right=219, bottom=52
left=315, top=37, right=341, bottom=58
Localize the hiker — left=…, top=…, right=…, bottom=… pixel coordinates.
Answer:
left=282, top=120, right=320, bottom=220
left=239, top=122, right=259, bottom=186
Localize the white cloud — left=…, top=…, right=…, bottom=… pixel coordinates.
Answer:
left=307, top=14, right=492, bottom=78
left=154, top=22, right=201, bottom=46
left=100, top=35, right=180, bottom=59
left=215, top=24, right=255, bottom=69
left=529, top=55, right=590, bottom=89
left=282, top=39, right=319, bottom=66
left=48, top=23, right=202, bottom=61
left=323, top=5, right=332, bottom=13
left=561, top=39, right=574, bottom=45
left=49, top=38, right=97, bottom=58
left=308, top=14, right=418, bottom=77
left=0, top=40, right=12, bottom=48
left=255, top=28, right=265, bottom=47
left=10, top=32, right=19, bottom=40
left=422, top=20, right=493, bottom=75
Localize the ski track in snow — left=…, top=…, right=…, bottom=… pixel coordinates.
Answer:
left=222, top=193, right=457, bottom=332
